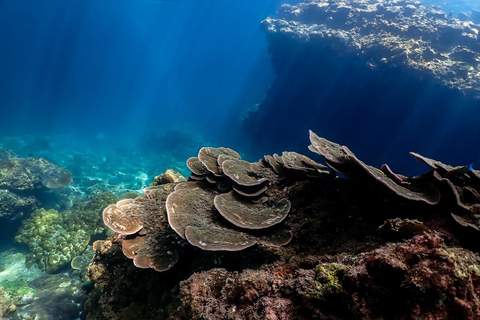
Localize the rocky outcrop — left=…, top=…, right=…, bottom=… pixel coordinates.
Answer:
left=180, top=233, right=480, bottom=320
left=243, top=0, right=480, bottom=174
left=0, top=148, right=72, bottom=220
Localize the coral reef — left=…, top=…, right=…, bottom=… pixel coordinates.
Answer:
left=179, top=233, right=480, bottom=320
left=103, top=184, right=180, bottom=272
left=308, top=130, right=480, bottom=233
left=0, top=147, right=72, bottom=220
left=265, top=0, right=480, bottom=96
left=85, top=131, right=480, bottom=319
left=0, top=133, right=200, bottom=205
left=15, top=192, right=117, bottom=273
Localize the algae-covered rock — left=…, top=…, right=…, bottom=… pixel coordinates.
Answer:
left=19, top=273, right=85, bottom=320
left=0, top=148, right=73, bottom=220
left=314, top=263, right=347, bottom=300
left=152, top=169, right=187, bottom=186
left=15, top=192, right=117, bottom=273
left=0, top=189, right=38, bottom=219
left=1, top=278, right=34, bottom=305
left=177, top=233, right=480, bottom=320
left=0, top=249, right=86, bottom=319
left=0, top=287, right=16, bottom=317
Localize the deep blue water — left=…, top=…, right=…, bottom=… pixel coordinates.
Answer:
left=422, top=0, right=480, bottom=14
left=0, top=0, right=296, bottom=158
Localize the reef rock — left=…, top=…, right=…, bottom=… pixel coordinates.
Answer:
left=180, top=233, right=480, bottom=320
left=0, top=148, right=72, bottom=220
left=0, top=190, right=38, bottom=220
left=244, top=0, right=480, bottom=173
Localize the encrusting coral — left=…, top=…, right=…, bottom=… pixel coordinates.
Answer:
left=15, top=192, right=117, bottom=273
left=87, top=130, right=480, bottom=319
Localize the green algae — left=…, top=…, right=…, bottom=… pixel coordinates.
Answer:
left=1, top=279, right=34, bottom=303
left=468, top=264, right=480, bottom=276
left=314, top=263, right=348, bottom=299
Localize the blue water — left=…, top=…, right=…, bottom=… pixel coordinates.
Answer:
left=0, top=0, right=297, bottom=157
left=421, top=0, right=480, bottom=14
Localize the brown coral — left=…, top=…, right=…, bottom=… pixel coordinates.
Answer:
left=214, top=191, right=290, bottom=229
left=102, top=181, right=180, bottom=271
left=166, top=184, right=290, bottom=251
left=198, top=147, right=241, bottom=177
left=102, top=199, right=143, bottom=235
left=222, top=159, right=269, bottom=186
left=309, top=131, right=441, bottom=205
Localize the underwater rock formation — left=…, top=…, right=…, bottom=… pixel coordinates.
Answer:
left=15, top=192, right=117, bottom=273
left=16, top=273, right=86, bottom=320
left=268, top=0, right=480, bottom=95
left=86, top=131, right=480, bottom=319
left=0, top=249, right=86, bottom=320
left=0, top=147, right=72, bottom=220
left=244, top=0, right=480, bottom=172
left=0, top=190, right=38, bottom=221
left=179, top=233, right=480, bottom=320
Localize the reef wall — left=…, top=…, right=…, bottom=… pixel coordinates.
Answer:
left=243, top=0, right=480, bottom=174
